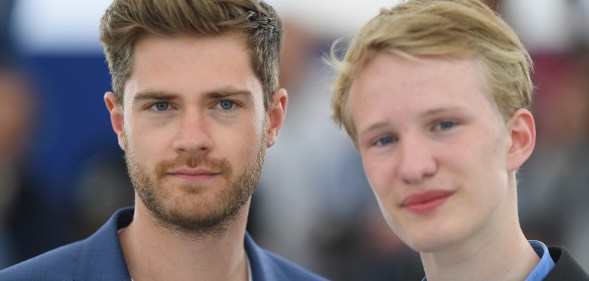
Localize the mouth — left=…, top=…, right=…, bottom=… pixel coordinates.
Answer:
left=166, top=168, right=222, bottom=183
left=401, top=190, right=453, bottom=214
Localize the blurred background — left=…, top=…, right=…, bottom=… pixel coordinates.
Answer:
left=0, top=0, right=588, bottom=279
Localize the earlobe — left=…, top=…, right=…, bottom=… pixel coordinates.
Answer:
left=104, top=92, right=126, bottom=150
left=506, top=108, right=536, bottom=171
left=265, top=88, right=288, bottom=148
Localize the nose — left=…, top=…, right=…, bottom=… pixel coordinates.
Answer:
left=171, top=110, right=213, bottom=154
left=395, top=133, right=437, bottom=185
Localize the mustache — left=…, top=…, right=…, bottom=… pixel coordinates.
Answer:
left=155, top=154, right=232, bottom=178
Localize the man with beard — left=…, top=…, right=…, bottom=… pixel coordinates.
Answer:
left=0, top=0, right=327, bottom=280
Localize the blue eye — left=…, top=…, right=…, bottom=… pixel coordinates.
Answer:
left=375, top=136, right=396, bottom=146
left=436, top=120, right=456, bottom=131
left=152, top=102, right=170, bottom=111
left=218, top=100, right=236, bottom=111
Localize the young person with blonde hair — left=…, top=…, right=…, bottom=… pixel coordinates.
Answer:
left=0, top=0, right=327, bottom=280
left=330, top=0, right=589, bottom=280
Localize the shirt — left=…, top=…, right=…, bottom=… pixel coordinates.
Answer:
left=421, top=240, right=555, bottom=281
left=525, top=240, right=555, bottom=281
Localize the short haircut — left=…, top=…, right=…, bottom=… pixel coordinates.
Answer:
left=331, top=0, right=533, bottom=140
left=99, top=0, right=283, bottom=110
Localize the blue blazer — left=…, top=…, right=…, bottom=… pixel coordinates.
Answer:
left=0, top=208, right=328, bottom=281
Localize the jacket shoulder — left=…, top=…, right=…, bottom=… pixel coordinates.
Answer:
left=260, top=249, right=329, bottom=281
left=545, top=246, right=589, bottom=281
left=0, top=208, right=133, bottom=281
left=245, top=233, right=328, bottom=281
left=0, top=240, right=84, bottom=281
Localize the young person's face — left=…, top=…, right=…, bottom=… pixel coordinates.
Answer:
left=105, top=33, right=286, bottom=233
left=349, top=53, right=525, bottom=252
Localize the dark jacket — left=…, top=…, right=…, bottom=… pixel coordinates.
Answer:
left=544, top=246, right=589, bottom=280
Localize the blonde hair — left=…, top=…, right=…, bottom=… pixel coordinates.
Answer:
left=99, top=0, right=282, bottom=110
left=331, top=0, right=533, bottom=139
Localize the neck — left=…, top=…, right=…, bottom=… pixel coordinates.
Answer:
left=420, top=180, right=539, bottom=281
left=119, top=198, right=251, bottom=281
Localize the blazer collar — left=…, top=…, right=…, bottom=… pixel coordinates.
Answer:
left=74, top=207, right=133, bottom=280
left=75, top=207, right=285, bottom=281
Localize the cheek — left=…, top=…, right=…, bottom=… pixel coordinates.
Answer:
left=443, top=128, right=505, bottom=170
left=451, top=132, right=509, bottom=204
left=221, top=120, right=265, bottom=157
left=124, top=122, right=170, bottom=162
left=128, top=125, right=155, bottom=147
left=362, top=154, right=395, bottom=201
left=364, top=158, right=401, bottom=235
left=477, top=129, right=509, bottom=172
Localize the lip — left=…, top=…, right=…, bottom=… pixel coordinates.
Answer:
left=401, top=190, right=453, bottom=214
left=167, top=168, right=221, bottom=183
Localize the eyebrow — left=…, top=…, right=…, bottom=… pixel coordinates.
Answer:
left=358, top=105, right=468, bottom=135
left=134, top=91, right=176, bottom=102
left=421, top=106, right=466, bottom=118
left=206, top=89, right=253, bottom=100
left=358, top=121, right=389, bottom=137
left=133, top=88, right=254, bottom=103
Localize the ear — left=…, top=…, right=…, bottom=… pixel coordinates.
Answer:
left=265, top=88, right=288, bottom=148
left=104, top=92, right=126, bottom=151
left=506, top=108, right=536, bottom=171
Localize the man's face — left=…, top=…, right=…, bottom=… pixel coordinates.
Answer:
left=349, top=53, right=518, bottom=253
left=105, top=33, right=283, bottom=234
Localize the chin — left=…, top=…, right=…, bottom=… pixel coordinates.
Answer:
left=408, top=239, right=448, bottom=253
left=408, top=229, right=467, bottom=254
left=391, top=221, right=456, bottom=254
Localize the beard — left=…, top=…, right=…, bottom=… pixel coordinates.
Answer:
left=124, top=135, right=266, bottom=238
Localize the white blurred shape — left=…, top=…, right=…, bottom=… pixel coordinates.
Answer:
left=11, top=0, right=400, bottom=54
left=265, top=0, right=401, bottom=37
left=572, top=0, right=589, bottom=43
left=16, top=0, right=579, bottom=54
left=11, top=0, right=112, bottom=54
left=502, top=0, right=573, bottom=52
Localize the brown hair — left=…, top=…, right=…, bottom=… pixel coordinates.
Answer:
left=99, top=0, right=283, bottom=110
left=331, top=0, right=533, bottom=140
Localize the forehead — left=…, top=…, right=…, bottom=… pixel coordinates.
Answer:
left=349, top=53, right=500, bottom=129
left=124, top=33, right=262, bottom=103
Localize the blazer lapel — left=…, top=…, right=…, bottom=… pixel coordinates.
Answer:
left=73, top=208, right=133, bottom=281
